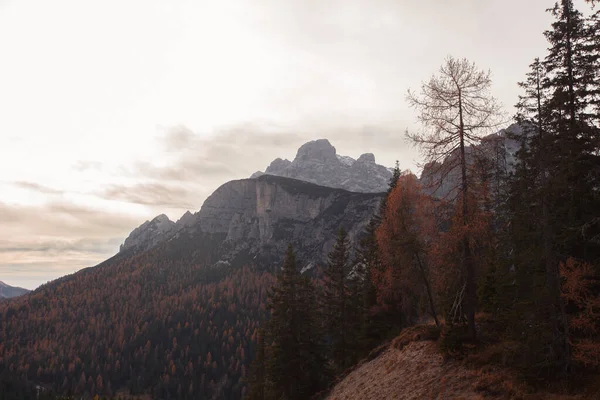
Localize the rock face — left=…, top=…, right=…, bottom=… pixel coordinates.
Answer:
left=0, top=281, right=29, bottom=300
left=419, top=124, right=522, bottom=200
left=120, top=214, right=176, bottom=253
left=253, top=139, right=393, bottom=193
left=120, top=175, right=383, bottom=269
left=199, top=175, right=382, bottom=267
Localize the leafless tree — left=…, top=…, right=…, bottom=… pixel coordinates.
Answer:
left=407, top=56, right=503, bottom=340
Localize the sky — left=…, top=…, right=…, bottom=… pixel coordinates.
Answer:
left=0, top=0, right=593, bottom=290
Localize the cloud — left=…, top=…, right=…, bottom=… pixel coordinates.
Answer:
left=0, top=200, right=144, bottom=289
left=0, top=237, right=122, bottom=255
left=100, top=182, right=202, bottom=209
left=72, top=160, right=103, bottom=172
left=12, top=181, right=65, bottom=195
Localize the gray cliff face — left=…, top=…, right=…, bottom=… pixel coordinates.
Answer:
left=419, top=124, right=522, bottom=200
left=120, top=175, right=383, bottom=269
left=198, top=175, right=382, bottom=266
left=120, top=214, right=176, bottom=253
left=254, top=139, right=392, bottom=193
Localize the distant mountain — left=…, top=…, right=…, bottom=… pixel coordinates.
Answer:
left=0, top=281, right=29, bottom=299
left=251, top=139, right=393, bottom=193
left=419, top=123, right=522, bottom=200
left=120, top=174, right=382, bottom=269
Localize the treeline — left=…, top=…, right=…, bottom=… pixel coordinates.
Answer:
left=248, top=1, right=600, bottom=398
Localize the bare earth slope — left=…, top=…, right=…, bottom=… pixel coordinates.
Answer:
left=328, top=341, right=484, bottom=400
left=327, top=341, right=587, bottom=400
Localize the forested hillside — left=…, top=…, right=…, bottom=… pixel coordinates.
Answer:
left=0, top=231, right=275, bottom=399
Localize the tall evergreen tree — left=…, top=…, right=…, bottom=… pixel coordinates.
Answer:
left=354, top=218, right=386, bottom=351
left=379, top=161, right=402, bottom=218
left=323, top=228, right=353, bottom=373
left=507, top=0, right=600, bottom=374
left=246, top=329, right=266, bottom=400
left=265, top=245, right=328, bottom=399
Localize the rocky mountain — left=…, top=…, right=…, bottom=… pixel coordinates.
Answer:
left=120, top=174, right=383, bottom=270
left=251, top=139, right=393, bottom=193
left=119, top=214, right=175, bottom=253
left=419, top=123, right=522, bottom=200
left=119, top=211, right=199, bottom=253
left=0, top=281, right=29, bottom=300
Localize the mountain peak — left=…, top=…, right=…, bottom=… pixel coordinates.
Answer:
left=252, top=139, right=391, bottom=193
left=295, top=139, right=337, bottom=163
left=357, top=153, right=376, bottom=163
left=265, top=158, right=292, bottom=174
left=120, top=214, right=175, bottom=253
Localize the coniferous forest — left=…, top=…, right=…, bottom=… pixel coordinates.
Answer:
left=2, top=1, right=600, bottom=399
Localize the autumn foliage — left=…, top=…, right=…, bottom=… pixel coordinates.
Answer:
left=0, top=246, right=275, bottom=399
left=560, top=258, right=600, bottom=367
left=375, top=174, right=439, bottom=325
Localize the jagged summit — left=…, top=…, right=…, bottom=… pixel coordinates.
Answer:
left=356, top=153, right=376, bottom=163
left=120, top=213, right=176, bottom=253
left=295, top=139, right=337, bottom=163
left=252, top=139, right=392, bottom=193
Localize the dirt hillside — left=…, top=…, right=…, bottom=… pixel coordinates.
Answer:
left=326, top=340, right=588, bottom=400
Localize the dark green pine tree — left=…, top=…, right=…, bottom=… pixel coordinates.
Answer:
left=323, top=227, right=353, bottom=373
left=506, top=0, right=600, bottom=374
left=379, top=160, right=402, bottom=218
left=353, top=217, right=390, bottom=351
left=509, top=50, right=575, bottom=375
left=582, top=7, right=600, bottom=122
left=265, top=245, right=328, bottom=400
left=542, top=0, right=600, bottom=316
left=246, top=328, right=266, bottom=400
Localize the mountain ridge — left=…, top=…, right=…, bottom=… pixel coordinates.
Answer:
left=120, top=174, right=383, bottom=269
left=0, top=281, right=30, bottom=300
left=251, top=138, right=393, bottom=193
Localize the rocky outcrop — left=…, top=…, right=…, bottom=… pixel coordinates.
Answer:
left=198, top=175, right=382, bottom=267
left=419, top=124, right=522, bottom=200
left=120, top=214, right=175, bottom=253
left=252, top=139, right=393, bottom=193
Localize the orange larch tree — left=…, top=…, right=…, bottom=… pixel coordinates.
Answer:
left=375, top=173, right=440, bottom=326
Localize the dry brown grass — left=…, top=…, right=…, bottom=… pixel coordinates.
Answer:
left=391, top=324, right=441, bottom=351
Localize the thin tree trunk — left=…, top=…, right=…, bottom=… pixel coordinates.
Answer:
left=458, top=89, right=477, bottom=341
left=414, top=252, right=440, bottom=326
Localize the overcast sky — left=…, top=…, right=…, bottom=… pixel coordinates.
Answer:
left=0, top=0, right=593, bottom=289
